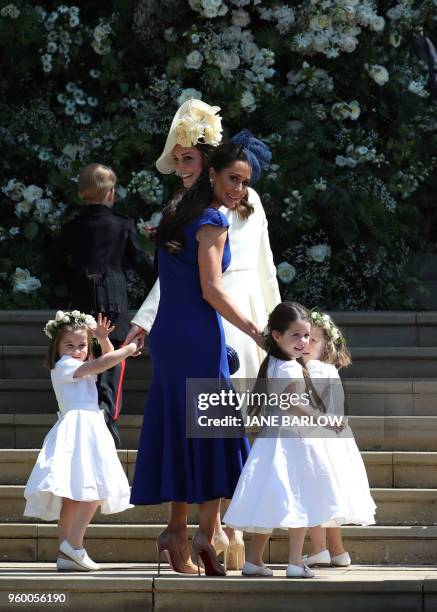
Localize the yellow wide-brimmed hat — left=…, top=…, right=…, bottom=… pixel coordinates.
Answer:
left=156, top=99, right=223, bottom=174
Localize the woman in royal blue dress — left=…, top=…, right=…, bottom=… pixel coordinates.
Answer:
left=130, top=143, right=265, bottom=575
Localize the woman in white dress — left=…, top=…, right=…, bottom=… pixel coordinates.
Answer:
left=124, top=99, right=281, bottom=571
left=24, top=312, right=138, bottom=572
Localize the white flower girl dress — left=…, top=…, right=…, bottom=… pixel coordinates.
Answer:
left=24, top=355, right=132, bottom=521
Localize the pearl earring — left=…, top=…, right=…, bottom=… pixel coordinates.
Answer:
left=210, top=178, right=214, bottom=187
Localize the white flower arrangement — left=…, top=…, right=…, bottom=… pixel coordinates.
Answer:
left=44, top=310, right=97, bottom=339
left=128, top=170, right=163, bottom=205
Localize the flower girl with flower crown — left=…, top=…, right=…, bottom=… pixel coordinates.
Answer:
left=24, top=311, right=138, bottom=572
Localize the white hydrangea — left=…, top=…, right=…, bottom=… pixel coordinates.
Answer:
left=408, top=80, right=429, bottom=98
left=177, top=88, right=203, bottom=106
left=0, top=3, right=20, bottom=18
left=241, top=90, right=256, bottom=112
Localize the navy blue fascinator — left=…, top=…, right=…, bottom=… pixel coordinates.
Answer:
left=230, top=129, right=272, bottom=185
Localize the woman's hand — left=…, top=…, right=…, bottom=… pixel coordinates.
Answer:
left=93, top=313, right=115, bottom=342
left=123, top=324, right=146, bottom=356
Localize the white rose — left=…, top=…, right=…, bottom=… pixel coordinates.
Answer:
left=277, top=262, right=296, bottom=284
left=22, top=185, right=44, bottom=203
left=232, top=9, right=250, bottom=28
left=2, top=179, right=25, bottom=202
left=308, top=244, right=331, bottom=263
left=185, top=50, right=203, bottom=70
left=349, top=100, right=361, bottom=120
left=71, top=310, right=81, bottom=317
left=322, top=314, right=331, bottom=323
left=63, top=316, right=71, bottom=323
left=340, top=36, right=357, bottom=53
left=55, top=311, right=65, bottom=322
left=368, top=64, right=389, bottom=86
left=370, top=16, right=385, bottom=32
left=85, top=315, right=97, bottom=328
left=389, top=32, right=401, bottom=48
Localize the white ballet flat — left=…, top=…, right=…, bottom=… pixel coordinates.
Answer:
left=331, top=552, right=351, bottom=567
left=286, top=564, right=315, bottom=578
left=242, top=561, right=273, bottom=577
left=302, top=549, right=331, bottom=567
left=59, top=540, right=100, bottom=571
left=56, top=557, right=90, bottom=572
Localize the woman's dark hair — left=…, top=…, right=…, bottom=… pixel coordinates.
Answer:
left=155, top=142, right=254, bottom=253
left=249, top=302, right=326, bottom=416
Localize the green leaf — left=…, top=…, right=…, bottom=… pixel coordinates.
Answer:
left=24, top=222, right=39, bottom=241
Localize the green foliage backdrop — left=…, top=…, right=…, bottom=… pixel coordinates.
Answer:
left=0, top=0, right=436, bottom=309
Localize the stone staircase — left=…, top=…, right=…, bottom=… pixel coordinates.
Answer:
left=1, top=310, right=437, bottom=611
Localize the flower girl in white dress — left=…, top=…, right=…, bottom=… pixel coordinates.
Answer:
left=302, top=311, right=376, bottom=568
left=224, top=302, right=370, bottom=578
left=24, top=311, right=138, bottom=572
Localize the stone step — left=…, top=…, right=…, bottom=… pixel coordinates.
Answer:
left=2, top=564, right=437, bottom=612
left=1, top=449, right=436, bottom=489
left=3, top=414, right=437, bottom=451
left=4, top=524, right=437, bottom=566
left=2, top=310, right=437, bottom=348
left=3, top=345, right=437, bottom=380
left=2, top=379, right=437, bottom=416
left=341, top=347, right=437, bottom=378
left=2, top=485, right=437, bottom=526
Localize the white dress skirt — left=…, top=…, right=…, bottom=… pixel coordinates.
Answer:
left=23, top=355, right=133, bottom=521
left=223, top=357, right=376, bottom=533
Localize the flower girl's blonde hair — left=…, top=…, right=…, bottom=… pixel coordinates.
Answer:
left=310, top=310, right=351, bottom=370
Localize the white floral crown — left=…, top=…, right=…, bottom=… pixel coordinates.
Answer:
left=44, top=310, right=97, bottom=339
left=174, top=104, right=222, bottom=148
left=310, top=311, right=345, bottom=347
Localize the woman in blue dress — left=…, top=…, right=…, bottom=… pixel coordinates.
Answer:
left=130, top=143, right=265, bottom=575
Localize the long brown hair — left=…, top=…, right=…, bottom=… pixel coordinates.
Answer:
left=250, top=302, right=326, bottom=416
left=45, top=325, right=95, bottom=370
left=155, top=143, right=254, bottom=254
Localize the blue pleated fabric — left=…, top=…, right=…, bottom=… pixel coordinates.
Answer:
left=130, top=207, right=250, bottom=504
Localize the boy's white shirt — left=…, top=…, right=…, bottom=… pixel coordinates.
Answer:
left=131, top=186, right=280, bottom=333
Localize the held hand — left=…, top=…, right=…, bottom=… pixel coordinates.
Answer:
left=93, top=313, right=115, bottom=342
left=251, top=325, right=266, bottom=350
left=122, top=324, right=146, bottom=357
left=123, top=324, right=146, bottom=346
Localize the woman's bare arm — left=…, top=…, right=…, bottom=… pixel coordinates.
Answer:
left=197, top=224, right=264, bottom=346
